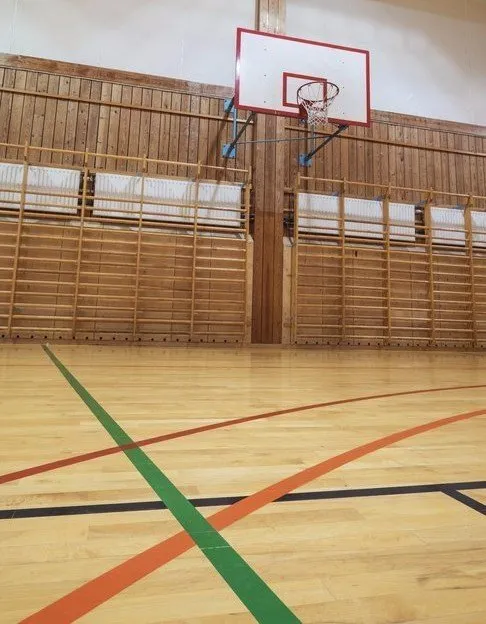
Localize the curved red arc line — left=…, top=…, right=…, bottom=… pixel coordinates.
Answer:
left=2, top=383, right=486, bottom=486
left=21, top=406, right=486, bottom=623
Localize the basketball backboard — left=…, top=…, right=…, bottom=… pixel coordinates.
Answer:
left=235, top=28, right=371, bottom=127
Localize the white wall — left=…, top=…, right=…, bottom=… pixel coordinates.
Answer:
left=287, top=0, right=486, bottom=125
left=0, top=0, right=254, bottom=87
left=2, top=0, right=486, bottom=125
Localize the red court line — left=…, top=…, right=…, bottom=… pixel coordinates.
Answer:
left=2, top=383, right=486, bottom=486
left=21, top=406, right=486, bottom=623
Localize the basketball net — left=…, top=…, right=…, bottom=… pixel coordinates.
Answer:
left=297, top=81, right=340, bottom=129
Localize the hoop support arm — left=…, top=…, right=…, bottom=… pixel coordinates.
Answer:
left=299, top=124, right=348, bottom=167
left=222, top=106, right=256, bottom=159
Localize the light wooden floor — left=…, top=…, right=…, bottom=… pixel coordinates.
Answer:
left=0, top=344, right=485, bottom=623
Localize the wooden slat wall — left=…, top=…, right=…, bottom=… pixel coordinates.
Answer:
left=286, top=119, right=486, bottom=208
left=0, top=149, right=251, bottom=343
left=0, top=67, right=253, bottom=179
left=292, top=181, right=486, bottom=349
left=1, top=54, right=486, bottom=344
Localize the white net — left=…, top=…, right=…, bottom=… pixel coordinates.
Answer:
left=297, top=81, right=340, bottom=129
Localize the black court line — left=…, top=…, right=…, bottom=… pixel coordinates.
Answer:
left=441, top=487, right=486, bottom=516
left=1, top=480, right=485, bottom=520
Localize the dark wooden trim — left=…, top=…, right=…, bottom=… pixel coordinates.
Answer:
left=0, top=54, right=233, bottom=100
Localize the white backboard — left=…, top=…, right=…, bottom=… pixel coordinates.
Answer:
left=235, top=28, right=371, bottom=126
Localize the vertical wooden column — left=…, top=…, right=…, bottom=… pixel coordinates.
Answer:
left=464, top=197, right=478, bottom=348
left=339, top=179, right=347, bottom=342
left=383, top=185, right=392, bottom=345
left=7, top=143, right=29, bottom=337
left=132, top=156, right=147, bottom=339
left=71, top=152, right=89, bottom=339
left=424, top=193, right=436, bottom=346
left=252, top=0, right=286, bottom=343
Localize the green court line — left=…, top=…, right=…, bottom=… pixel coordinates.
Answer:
left=42, top=345, right=300, bottom=624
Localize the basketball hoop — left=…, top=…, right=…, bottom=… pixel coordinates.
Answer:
left=297, top=81, right=340, bottom=128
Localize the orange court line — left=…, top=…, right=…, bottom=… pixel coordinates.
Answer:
left=21, top=406, right=486, bottom=623
left=2, top=382, right=486, bottom=485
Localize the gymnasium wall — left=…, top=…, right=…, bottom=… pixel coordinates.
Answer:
left=0, top=0, right=254, bottom=88
left=0, top=55, right=486, bottom=346
left=287, top=0, right=486, bottom=126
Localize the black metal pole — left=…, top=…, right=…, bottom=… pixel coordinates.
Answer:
left=224, top=112, right=256, bottom=156
left=302, top=124, right=348, bottom=164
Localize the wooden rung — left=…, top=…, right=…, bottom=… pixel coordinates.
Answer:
left=344, top=285, right=387, bottom=291
left=190, top=331, right=245, bottom=336
left=77, top=293, right=135, bottom=300
left=15, top=279, right=75, bottom=287
left=14, top=303, right=73, bottom=309
left=77, top=316, right=137, bottom=322
left=10, top=326, right=73, bottom=332
left=195, top=266, right=245, bottom=273
left=12, top=314, right=74, bottom=321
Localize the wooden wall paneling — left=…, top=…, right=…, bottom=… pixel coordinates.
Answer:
left=39, top=74, right=60, bottom=164
left=401, top=125, right=412, bottom=202
left=207, top=97, right=221, bottom=173
left=18, top=72, right=37, bottom=153
left=6, top=71, right=27, bottom=161
left=147, top=89, right=161, bottom=175
left=197, top=97, right=209, bottom=179
left=416, top=127, right=427, bottom=198
left=101, top=82, right=116, bottom=167
left=356, top=125, right=365, bottom=197
left=462, top=134, right=472, bottom=198
left=454, top=132, right=465, bottom=196
left=117, top=85, right=132, bottom=172
left=139, top=89, right=153, bottom=168
left=0, top=69, right=9, bottom=156
left=73, top=79, right=91, bottom=165
left=446, top=132, right=457, bottom=199
left=387, top=125, right=397, bottom=193
left=409, top=127, right=420, bottom=204
left=83, top=80, right=100, bottom=158
left=127, top=86, right=142, bottom=174
left=187, top=95, right=200, bottom=175
left=29, top=73, right=49, bottom=156
left=469, top=140, right=478, bottom=200
left=177, top=93, right=190, bottom=179
left=476, top=137, right=486, bottom=209
left=168, top=92, right=181, bottom=176
left=62, top=77, right=81, bottom=166
left=432, top=131, right=443, bottom=203
left=51, top=76, right=70, bottom=166
left=106, top=83, right=122, bottom=163
left=395, top=123, right=406, bottom=200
